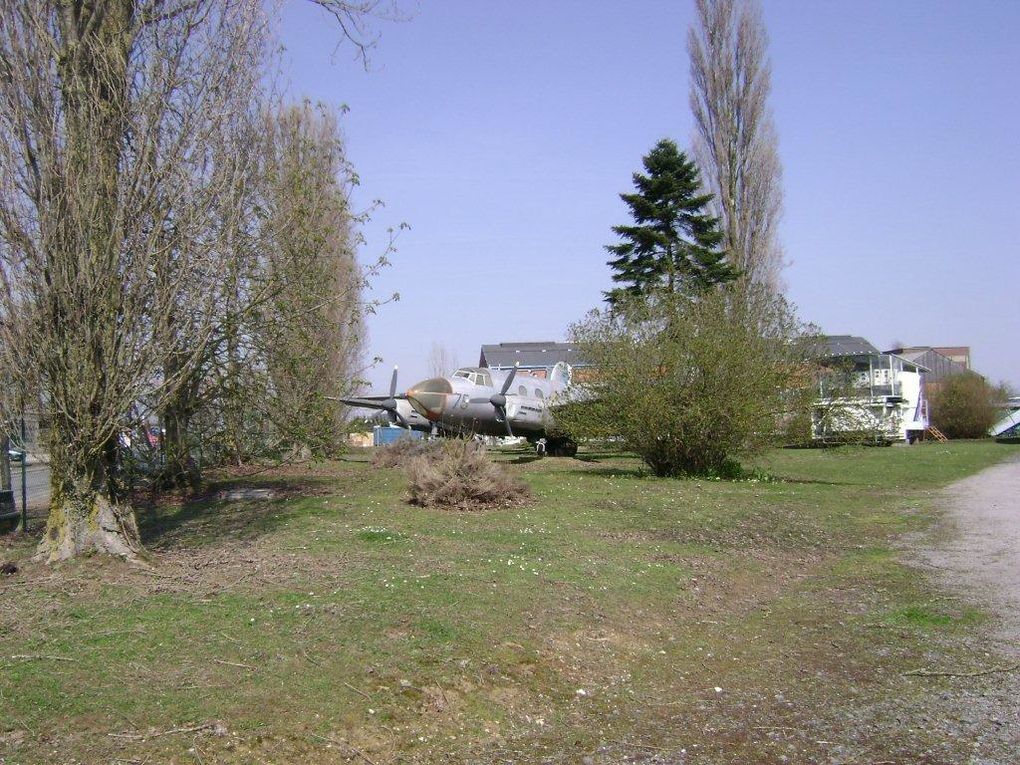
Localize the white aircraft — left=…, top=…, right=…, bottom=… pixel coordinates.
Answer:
left=341, top=362, right=579, bottom=456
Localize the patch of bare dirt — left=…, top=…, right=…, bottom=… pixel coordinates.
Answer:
left=911, top=451, right=1020, bottom=654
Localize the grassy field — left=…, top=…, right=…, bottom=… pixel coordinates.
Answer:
left=0, top=442, right=1016, bottom=764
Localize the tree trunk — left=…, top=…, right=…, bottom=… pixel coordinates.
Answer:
left=161, top=398, right=200, bottom=490
left=35, top=430, right=142, bottom=563
left=36, top=486, right=142, bottom=562
left=31, top=1, right=144, bottom=563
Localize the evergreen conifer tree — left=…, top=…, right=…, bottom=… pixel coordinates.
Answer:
left=605, top=139, right=735, bottom=304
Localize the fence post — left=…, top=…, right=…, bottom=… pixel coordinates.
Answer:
left=20, top=415, right=26, bottom=533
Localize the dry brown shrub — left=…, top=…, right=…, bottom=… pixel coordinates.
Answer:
left=406, top=440, right=532, bottom=511
left=371, top=437, right=441, bottom=468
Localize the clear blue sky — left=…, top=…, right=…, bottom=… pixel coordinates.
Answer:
left=278, top=0, right=1020, bottom=391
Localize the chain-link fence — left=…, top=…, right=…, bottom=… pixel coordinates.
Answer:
left=2, top=413, right=42, bottom=533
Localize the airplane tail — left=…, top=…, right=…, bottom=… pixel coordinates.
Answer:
left=550, top=361, right=572, bottom=387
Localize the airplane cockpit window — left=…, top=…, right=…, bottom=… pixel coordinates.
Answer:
left=453, top=367, right=493, bottom=386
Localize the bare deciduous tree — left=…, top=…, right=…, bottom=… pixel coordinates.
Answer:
left=688, top=0, right=784, bottom=293
left=0, top=1, right=274, bottom=561
left=155, top=99, right=398, bottom=476
left=427, top=343, right=459, bottom=378
left=261, top=102, right=366, bottom=459
left=0, top=0, right=396, bottom=562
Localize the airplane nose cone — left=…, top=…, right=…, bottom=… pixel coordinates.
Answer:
left=406, top=377, right=453, bottom=420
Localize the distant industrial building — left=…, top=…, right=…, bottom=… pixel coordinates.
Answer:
left=932, top=346, right=971, bottom=370
left=885, top=345, right=970, bottom=386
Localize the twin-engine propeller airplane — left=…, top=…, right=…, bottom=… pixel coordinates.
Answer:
left=340, top=362, right=579, bottom=457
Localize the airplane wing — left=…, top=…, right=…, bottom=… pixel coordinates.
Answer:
left=334, top=396, right=393, bottom=409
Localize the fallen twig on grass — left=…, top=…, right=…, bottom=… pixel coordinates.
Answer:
left=0, top=580, right=33, bottom=593
left=752, top=725, right=801, bottom=732
left=300, top=648, right=321, bottom=666
left=6, top=654, right=77, bottom=662
left=212, top=659, right=256, bottom=670
left=903, top=661, right=1020, bottom=678
left=108, top=722, right=216, bottom=741
left=343, top=680, right=372, bottom=699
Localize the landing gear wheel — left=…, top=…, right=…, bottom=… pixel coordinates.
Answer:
left=546, top=437, right=577, bottom=458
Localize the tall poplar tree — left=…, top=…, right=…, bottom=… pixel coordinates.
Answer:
left=605, top=139, right=734, bottom=305
left=689, top=0, right=784, bottom=294
left=0, top=0, right=390, bottom=563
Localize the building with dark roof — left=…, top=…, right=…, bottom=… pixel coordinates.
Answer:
left=809, top=335, right=880, bottom=359
left=479, top=342, right=589, bottom=379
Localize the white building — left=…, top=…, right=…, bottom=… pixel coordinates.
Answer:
left=811, top=336, right=929, bottom=444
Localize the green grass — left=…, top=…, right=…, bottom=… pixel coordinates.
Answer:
left=0, top=441, right=1014, bottom=764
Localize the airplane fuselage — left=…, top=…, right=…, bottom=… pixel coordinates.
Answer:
left=342, top=364, right=578, bottom=455
left=406, top=367, right=559, bottom=438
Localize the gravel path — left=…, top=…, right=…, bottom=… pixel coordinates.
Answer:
left=921, top=450, right=1020, bottom=653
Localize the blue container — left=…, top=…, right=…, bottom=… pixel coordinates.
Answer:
left=373, top=426, right=423, bottom=447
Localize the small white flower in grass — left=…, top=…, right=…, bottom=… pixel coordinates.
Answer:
left=714, top=687, right=723, bottom=693
left=576, top=688, right=587, bottom=696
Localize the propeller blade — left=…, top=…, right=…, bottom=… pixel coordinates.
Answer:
left=389, top=365, right=399, bottom=398
left=500, top=362, right=519, bottom=396
left=488, top=364, right=520, bottom=437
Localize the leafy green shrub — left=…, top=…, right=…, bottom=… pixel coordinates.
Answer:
left=557, top=287, right=808, bottom=477
left=929, top=372, right=999, bottom=439
left=406, top=440, right=531, bottom=510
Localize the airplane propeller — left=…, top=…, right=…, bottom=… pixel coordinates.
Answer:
left=488, top=363, right=518, bottom=437
left=331, top=365, right=410, bottom=428
left=382, top=366, right=410, bottom=428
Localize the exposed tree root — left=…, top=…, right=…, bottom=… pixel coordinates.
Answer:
left=34, top=493, right=145, bottom=564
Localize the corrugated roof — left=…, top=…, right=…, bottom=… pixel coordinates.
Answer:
left=894, top=349, right=923, bottom=361
left=479, top=342, right=589, bottom=368
left=883, top=347, right=962, bottom=379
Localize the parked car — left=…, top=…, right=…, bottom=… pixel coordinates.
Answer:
left=8, top=448, right=24, bottom=462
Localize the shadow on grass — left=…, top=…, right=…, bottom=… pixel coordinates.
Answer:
left=505, top=454, right=544, bottom=465
left=137, top=475, right=332, bottom=550
left=569, top=465, right=648, bottom=478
